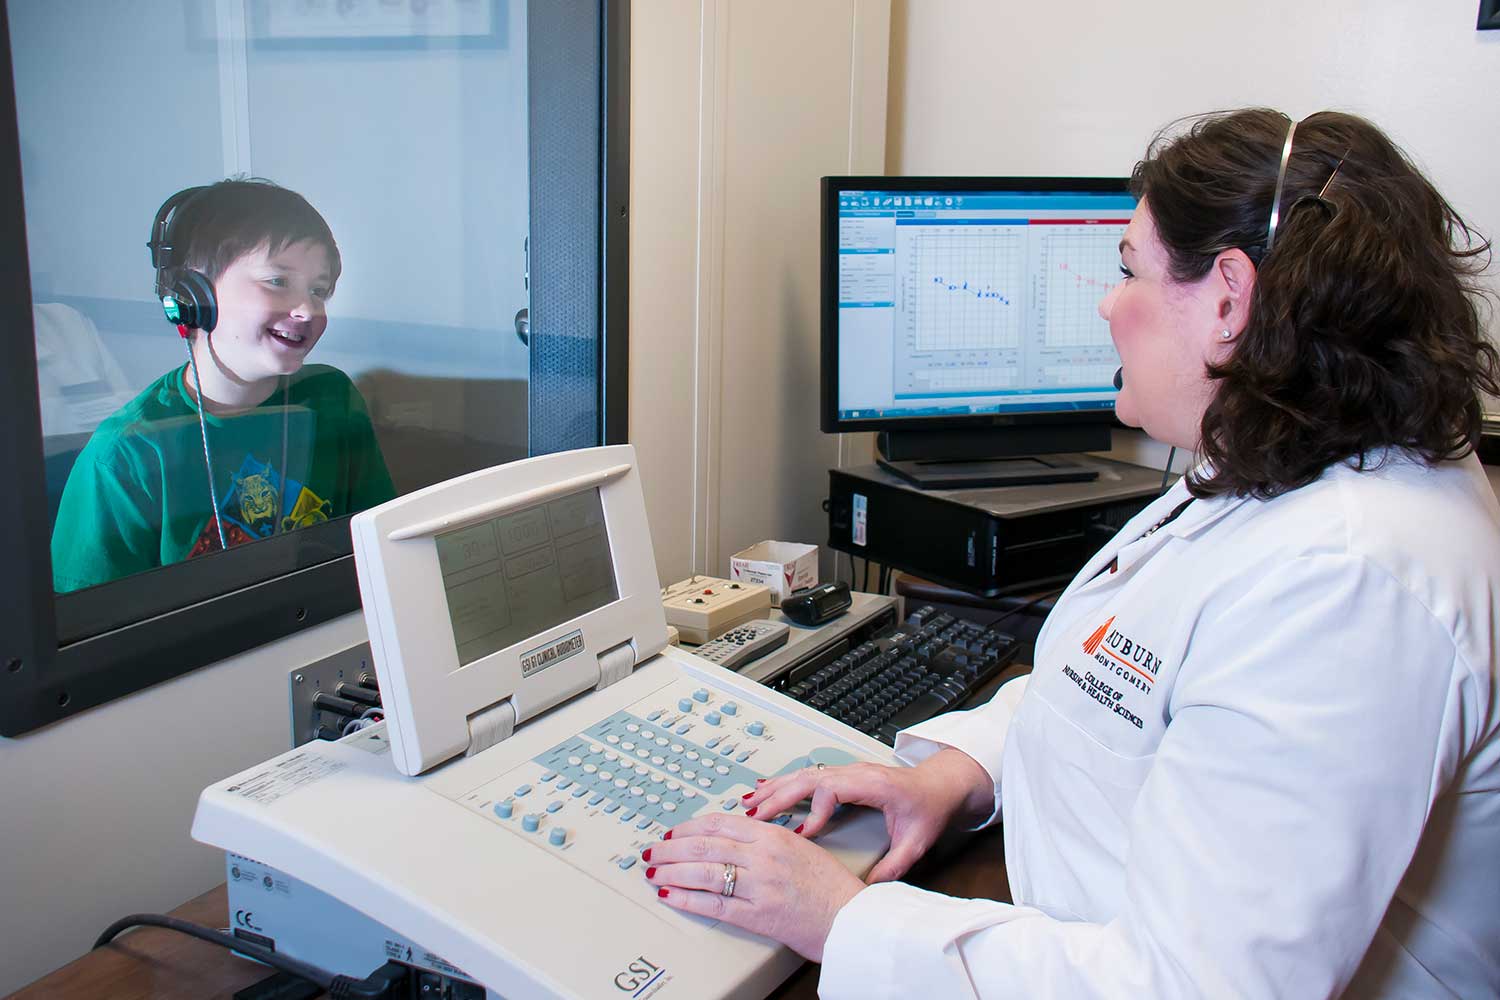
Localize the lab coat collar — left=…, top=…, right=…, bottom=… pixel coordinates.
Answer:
left=1065, top=463, right=1252, bottom=593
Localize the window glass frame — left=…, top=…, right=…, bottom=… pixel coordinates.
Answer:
left=0, top=0, right=630, bottom=737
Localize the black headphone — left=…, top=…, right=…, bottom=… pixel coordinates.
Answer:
left=147, top=187, right=218, bottom=335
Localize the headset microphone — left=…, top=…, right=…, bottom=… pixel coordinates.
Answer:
left=1113, top=367, right=1124, bottom=390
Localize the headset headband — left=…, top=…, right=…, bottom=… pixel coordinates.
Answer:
left=148, top=186, right=209, bottom=298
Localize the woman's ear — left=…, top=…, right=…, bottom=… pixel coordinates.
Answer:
left=1215, top=248, right=1257, bottom=336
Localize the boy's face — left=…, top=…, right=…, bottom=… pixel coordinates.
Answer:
left=203, top=239, right=334, bottom=382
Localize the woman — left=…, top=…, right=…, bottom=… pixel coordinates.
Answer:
left=644, top=109, right=1500, bottom=998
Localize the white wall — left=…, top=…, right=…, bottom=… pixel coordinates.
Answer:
left=630, top=0, right=890, bottom=586
left=887, top=0, right=1500, bottom=472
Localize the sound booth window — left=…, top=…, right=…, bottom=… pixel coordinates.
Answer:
left=0, top=0, right=628, bottom=736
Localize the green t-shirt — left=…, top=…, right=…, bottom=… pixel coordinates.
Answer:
left=51, top=363, right=395, bottom=593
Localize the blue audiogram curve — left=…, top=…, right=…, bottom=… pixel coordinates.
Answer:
left=930, top=276, right=1012, bottom=305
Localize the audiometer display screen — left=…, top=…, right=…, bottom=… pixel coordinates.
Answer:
left=834, top=187, right=1134, bottom=420
left=434, top=488, right=619, bottom=668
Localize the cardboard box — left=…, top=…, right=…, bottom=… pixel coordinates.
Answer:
left=729, top=541, right=818, bottom=606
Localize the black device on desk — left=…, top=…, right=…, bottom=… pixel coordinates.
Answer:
left=782, top=581, right=853, bottom=626
left=775, top=604, right=1017, bottom=745
left=821, top=176, right=1136, bottom=489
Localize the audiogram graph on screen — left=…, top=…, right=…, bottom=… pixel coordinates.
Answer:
left=1038, top=224, right=1122, bottom=348
left=903, top=227, right=1024, bottom=351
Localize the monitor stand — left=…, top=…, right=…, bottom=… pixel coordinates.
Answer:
left=877, top=454, right=1099, bottom=489
left=875, top=426, right=1107, bottom=489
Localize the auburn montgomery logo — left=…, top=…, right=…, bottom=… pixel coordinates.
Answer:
left=1082, top=615, right=1166, bottom=689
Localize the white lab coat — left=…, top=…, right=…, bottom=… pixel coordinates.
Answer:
left=821, top=451, right=1500, bottom=999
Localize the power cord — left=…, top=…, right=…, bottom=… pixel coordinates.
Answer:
left=94, top=914, right=410, bottom=999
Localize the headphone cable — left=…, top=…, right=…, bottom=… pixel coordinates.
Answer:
left=182, top=328, right=228, bottom=551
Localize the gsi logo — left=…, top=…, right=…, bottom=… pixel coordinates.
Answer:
left=613, top=956, right=663, bottom=992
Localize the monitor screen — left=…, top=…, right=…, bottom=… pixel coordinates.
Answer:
left=434, top=487, right=619, bottom=667
left=822, top=178, right=1135, bottom=431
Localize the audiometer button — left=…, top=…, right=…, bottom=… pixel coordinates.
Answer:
left=556, top=779, right=573, bottom=790
left=617, top=855, right=637, bottom=870
left=670, top=743, right=683, bottom=753
left=583, top=764, right=598, bottom=774
left=655, top=737, right=669, bottom=747
left=549, top=828, right=568, bottom=846
left=662, top=801, right=678, bottom=813
left=606, top=735, right=620, bottom=744
left=621, top=741, right=635, bottom=751
left=651, top=756, right=665, bottom=766
left=705, top=737, right=721, bottom=749
left=648, top=710, right=664, bottom=721
left=678, top=698, right=694, bottom=712
left=698, top=778, right=713, bottom=788
left=571, top=787, right=588, bottom=798
left=634, top=765, right=650, bottom=777
left=685, top=751, right=700, bottom=761
left=567, top=756, right=582, bottom=767
left=522, top=814, right=541, bottom=833
left=589, top=793, right=605, bottom=806
left=646, top=794, right=661, bottom=805
left=722, top=703, right=739, bottom=716
left=641, top=729, right=655, bottom=740
left=621, top=810, right=637, bottom=822
left=676, top=723, right=692, bottom=735
left=715, top=765, right=730, bottom=775
left=665, top=780, right=681, bottom=792
left=540, top=771, right=557, bottom=782
left=546, top=801, right=564, bottom=813
left=747, top=722, right=765, bottom=736
left=604, top=801, right=622, bottom=814
left=636, top=817, right=653, bottom=830
left=736, top=752, right=751, bottom=763
left=626, top=723, right=640, bottom=733
left=666, top=763, right=681, bottom=773
left=682, top=769, right=697, bottom=780
left=693, top=689, right=709, bottom=702
left=494, top=801, right=514, bottom=820
left=515, top=784, right=533, bottom=797
left=705, top=712, right=722, bottom=726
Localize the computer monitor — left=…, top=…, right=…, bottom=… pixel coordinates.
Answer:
left=820, top=176, right=1136, bottom=488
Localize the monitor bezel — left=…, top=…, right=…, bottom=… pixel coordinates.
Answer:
left=819, top=175, right=1134, bottom=435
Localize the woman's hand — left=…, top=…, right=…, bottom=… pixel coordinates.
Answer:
left=742, top=748, right=994, bottom=883
left=644, top=812, right=865, bottom=961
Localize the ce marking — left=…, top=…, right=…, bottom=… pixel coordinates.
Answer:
left=234, top=910, right=263, bottom=933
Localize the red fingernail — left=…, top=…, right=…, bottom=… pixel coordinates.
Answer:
left=663, top=830, right=672, bottom=840
left=794, top=823, right=805, bottom=834
left=645, top=866, right=657, bottom=878
left=745, top=806, right=758, bottom=817
left=741, top=792, right=753, bottom=800
left=755, top=778, right=766, bottom=784
left=658, top=888, right=670, bottom=898
left=642, top=848, right=652, bottom=861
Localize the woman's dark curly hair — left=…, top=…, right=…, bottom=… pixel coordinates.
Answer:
left=1132, top=109, right=1499, bottom=499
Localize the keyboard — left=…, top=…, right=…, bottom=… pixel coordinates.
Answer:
left=779, top=606, right=1019, bottom=744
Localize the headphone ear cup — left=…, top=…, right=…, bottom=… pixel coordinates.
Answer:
left=165, top=269, right=218, bottom=334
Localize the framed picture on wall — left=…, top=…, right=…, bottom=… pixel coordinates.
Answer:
left=188, top=0, right=509, bottom=50
left=1481, top=0, right=1500, bottom=30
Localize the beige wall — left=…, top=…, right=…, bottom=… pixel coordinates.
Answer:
left=630, top=0, right=891, bottom=587
left=888, top=0, right=1500, bottom=471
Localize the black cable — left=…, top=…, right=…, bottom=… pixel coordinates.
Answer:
left=982, top=586, right=1065, bottom=635
left=93, top=914, right=408, bottom=999
left=1161, top=446, right=1177, bottom=494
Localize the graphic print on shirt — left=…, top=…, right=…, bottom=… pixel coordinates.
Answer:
left=186, top=453, right=329, bottom=556
left=1058, top=613, right=1169, bottom=733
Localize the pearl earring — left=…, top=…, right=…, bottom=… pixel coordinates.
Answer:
left=1220, top=328, right=1233, bottom=341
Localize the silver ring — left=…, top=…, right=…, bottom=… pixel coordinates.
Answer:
left=721, top=862, right=737, bottom=898
left=815, top=762, right=826, bottom=771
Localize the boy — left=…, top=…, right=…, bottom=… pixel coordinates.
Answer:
left=50, top=179, right=394, bottom=593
